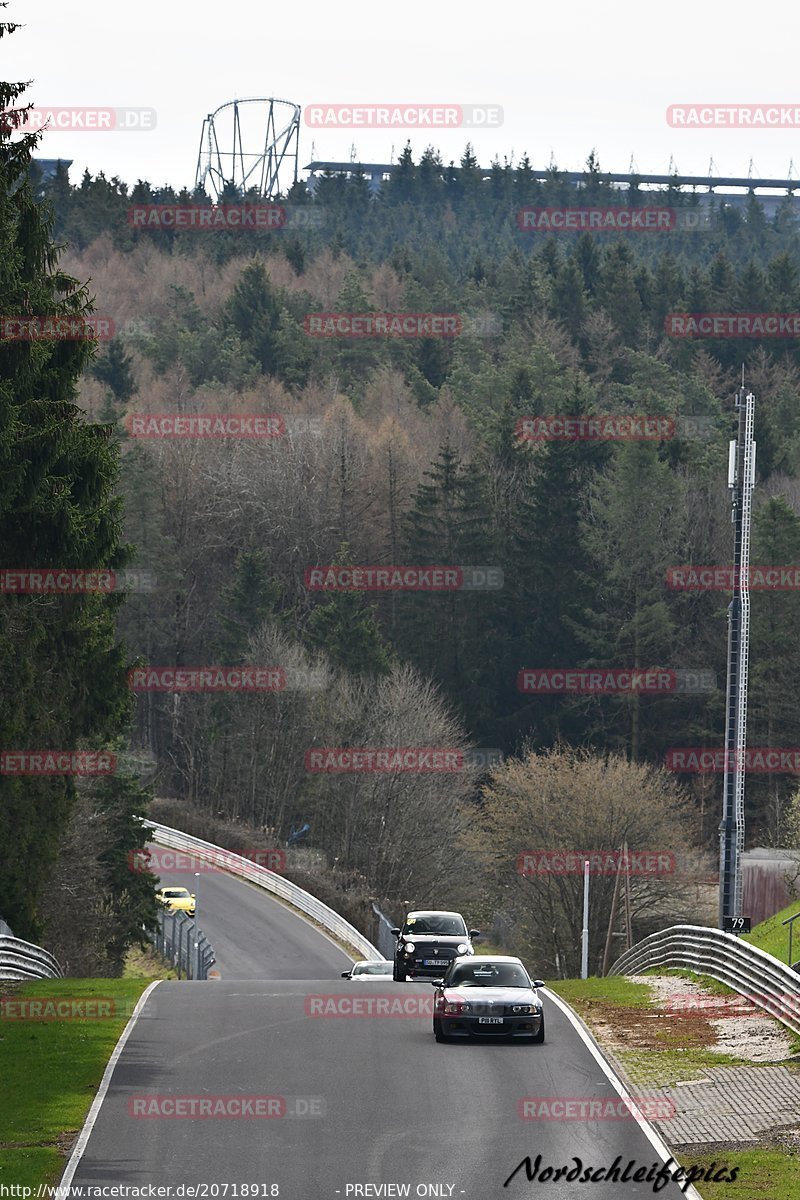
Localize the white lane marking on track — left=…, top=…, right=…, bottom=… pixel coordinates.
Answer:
left=60, top=979, right=162, bottom=1187
left=541, top=988, right=703, bottom=1200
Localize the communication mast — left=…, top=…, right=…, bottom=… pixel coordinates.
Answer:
left=719, top=375, right=756, bottom=925
left=195, top=98, right=301, bottom=200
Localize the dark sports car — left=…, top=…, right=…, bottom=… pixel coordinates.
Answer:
left=431, top=956, right=546, bottom=1042
left=392, top=910, right=480, bottom=981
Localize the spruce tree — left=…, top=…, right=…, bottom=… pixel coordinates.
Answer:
left=0, top=27, right=131, bottom=935
left=307, top=545, right=393, bottom=676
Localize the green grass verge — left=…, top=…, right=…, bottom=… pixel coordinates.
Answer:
left=743, top=900, right=800, bottom=965
left=679, top=1149, right=799, bottom=1198
left=548, top=975, right=657, bottom=1008
left=0, top=977, right=153, bottom=1188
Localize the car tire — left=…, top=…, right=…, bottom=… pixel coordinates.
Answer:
left=531, top=1014, right=545, bottom=1044
left=393, top=961, right=406, bottom=983
left=433, top=1018, right=449, bottom=1043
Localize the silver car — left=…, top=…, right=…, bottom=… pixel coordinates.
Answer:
left=341, top=960, right=394, bottom=980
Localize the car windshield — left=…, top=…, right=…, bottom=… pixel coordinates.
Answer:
left=447, top=963, right=530, bottom=988
left=162, top=888, right=187, bottom=897
left=353, top=963, right=392, bottom=975
left=402, top=915, right=466, bottom=936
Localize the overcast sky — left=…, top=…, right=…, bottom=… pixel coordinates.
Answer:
left=10, top=0, right=800, bottom=191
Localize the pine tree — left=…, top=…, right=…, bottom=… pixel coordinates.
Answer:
left=0, top=26, right=132, bottom=936
left=91, top=338, right=136, bottom=404
left=216, top=550, right=282, bottom=662
left=306, top=545, right=393, bottom=676
left=505, top=437, right=605, bottom=750
left=225, top=260, right=282, bottom=374
left=748, top=497, right=800, bottom=841
left=399, top=444, right=497, bottom=734
left=579, top=441, right=686, bottom=761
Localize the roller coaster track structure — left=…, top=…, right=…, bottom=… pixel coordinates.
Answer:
left=195, top=98, right=300, bottom=200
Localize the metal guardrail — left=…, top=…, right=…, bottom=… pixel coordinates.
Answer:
left=610, top=923, right=800, bottom=1036
left=153, top=909, right=215, bottom=979
left=0, top=934, right=63, bottom=981
left=145, top=821, right=383, bottom=961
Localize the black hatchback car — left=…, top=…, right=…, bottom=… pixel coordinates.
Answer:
left=392, top=910, right=480, bottom=981
left=431, top=956, right=546, bottom=1042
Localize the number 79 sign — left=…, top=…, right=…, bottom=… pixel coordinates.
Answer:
left=723, top=916, right=751, bottom=933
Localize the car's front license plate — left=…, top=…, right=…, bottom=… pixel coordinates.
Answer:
left=478, top=1016, right=504, bottom=1024
left=424, top=959, right=448, bottom=966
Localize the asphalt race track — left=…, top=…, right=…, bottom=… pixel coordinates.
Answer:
left=150, top=847, right=352, bottom=979
left=66, top=854, right=701, bottom=1199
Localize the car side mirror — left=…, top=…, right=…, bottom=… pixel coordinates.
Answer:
left=532, top=979, right=545, bottom=989
left=430, top=978, right=445, bottom=986
left=341, top=971, right=351, bottom=978
left=469, top=930, right=481, bottom=938
left=390, top=928, right=401, bottom=936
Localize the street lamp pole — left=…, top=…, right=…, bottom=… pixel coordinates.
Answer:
left=581, top=858, right=590, bottom=979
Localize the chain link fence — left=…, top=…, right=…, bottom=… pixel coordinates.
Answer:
left=372, top=903, right=397, bottom=961
left=153, top=909, right=216, bottom=979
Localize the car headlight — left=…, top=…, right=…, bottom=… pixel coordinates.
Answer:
left=404, top=942, right=416, bottom=954
left=512, top=1004, right=532, bottom=1014
left=444, top=1001, right=470, bottom=1014
left=456, top=943, right=468, bottom=955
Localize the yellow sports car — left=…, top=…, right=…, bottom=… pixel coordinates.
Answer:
left=155, top=885, right=196, bottom=917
